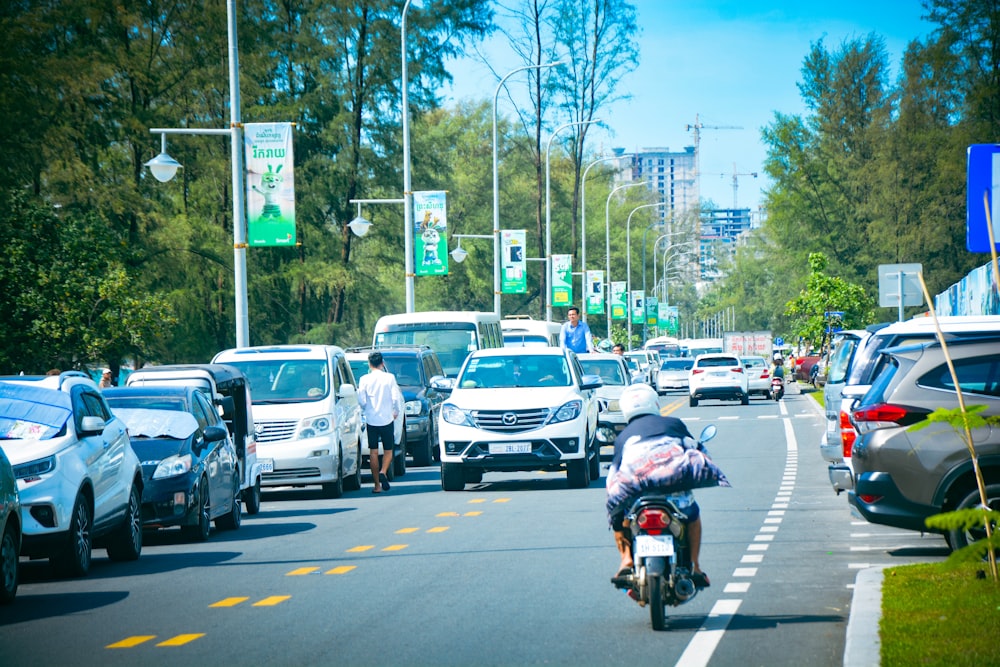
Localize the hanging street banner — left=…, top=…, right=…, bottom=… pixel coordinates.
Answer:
left=413, top=191, right=449, bottom=276
left=658, top=303, right=679, bottom=330
left=501, top=230, right=527, bottom=293
left=244, top=122, right=296, bottom=247
left=645, top=295, right=658, bottom=327
left=611, top=281, right=627, bottom=320
left=551, top=254, right=573, bottom=307
left=630, top=290, right=645, bottom=324
left=586, top=270, right=604, bottom=315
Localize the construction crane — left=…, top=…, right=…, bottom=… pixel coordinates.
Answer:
left=703, top=163, right=758, bottom=209
left=686, top=114, right=743, bottom=205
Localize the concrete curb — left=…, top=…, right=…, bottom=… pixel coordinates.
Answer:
left=843, top=566, right=886, bottom=667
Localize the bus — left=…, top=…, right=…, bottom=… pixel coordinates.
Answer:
left=643, top=335, right=682, bottom=358
left=500, top=316, right=562, bottom=347
left=373, top=311, right=503, bottom=377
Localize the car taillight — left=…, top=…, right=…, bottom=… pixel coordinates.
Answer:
left=731, top=367, right=744, bottom=373
left=636, top=508, right=669, bottom=535
left=691, top=369, right=705, bottom=375
left=840, top=410, right=857, bottom=457
left=858, top=494, right=882, bottom=504
left=851, top=403, right=930, bottom=434
left=762, top=371, right=770, bottom=379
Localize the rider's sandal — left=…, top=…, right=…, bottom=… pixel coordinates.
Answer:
left=692, top=572, right=711, bottom=589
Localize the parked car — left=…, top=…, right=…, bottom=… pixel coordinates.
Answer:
left=104, top=386, right=241, bottom=541
left=655, top=357, right=694, bottom=394
left=688, top=353, right=749, bottom=406
left=345, top=350, right=407, bottom=477
left=741, top=356, right=771, bottom=398
left=577, top=352, right=631, bottom=449
left=0, top=373, right=143, bottom=577
left=820, top=329, right=876, bottom=490
left=435, top=347, right=602, bottom=491
left=0, top=447, right=20, bottom=603
left=848, top=337, right=1000, bottom=550
left=794, top=354, right=823, bottom=383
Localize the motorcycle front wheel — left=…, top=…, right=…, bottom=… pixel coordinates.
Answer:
left=647, top=571, right=666, bottom=631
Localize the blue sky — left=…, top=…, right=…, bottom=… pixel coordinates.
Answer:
left=442, top=1, right=936, bottom=213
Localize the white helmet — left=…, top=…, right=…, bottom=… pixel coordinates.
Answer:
left=620, top=383, right=660, bottom=422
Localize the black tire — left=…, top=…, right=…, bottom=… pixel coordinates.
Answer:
left=463, top=468, right=483, bottom=484
left=106, top=483, right=142, bottom=561
left=323, top=452, right=344, bottom=499
left=243, top=477, right=261, bottom=515
left=689, top=396, right=698, bottom=407
left=948, top=483, right=1000, bottom=553
left=344, top=443, right=362, bottom=492
left=567, top=457, right=591, bottom=489
left=588, top=441, right=601, bottom=481
left=412, top=422, right=434, bottom=467
left=648, top=571, right=666, bottom=631
left=441, top=462, right=465, bottom=491
left=216, top=478, right=242, bottom=530
left=0, top=521, right=19, bottom=604
left=393, top=443, right=407, bottom=477
left=182, top=479, right=211, bottom=542
left=52, top=493, right=92, bottom=578
left=740, top=392, right=750, bottom=406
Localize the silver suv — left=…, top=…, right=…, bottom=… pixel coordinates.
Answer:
left=848, top=337, right=1000, bottom=550
left=0, top=372, right=144, bottom=576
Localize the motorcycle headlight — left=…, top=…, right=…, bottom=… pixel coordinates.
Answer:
left=405, top=399, right=424, bottom=417
left=441, top=403, right=474, bottom=427
left=153, top=454, right=192, bottom=480
left=549, top=400, right=582, bottom=424
left=297, top=415, right=333, bottom=440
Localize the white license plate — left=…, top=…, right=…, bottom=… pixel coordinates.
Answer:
left=259, top=458, right=274, bottom=473
left=488, top=442, right=531, bottom=454
left=709, top=371, right=728, bottom=377
left=635, top=534, right=674, bottom=557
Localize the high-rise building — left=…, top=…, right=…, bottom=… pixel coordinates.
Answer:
left=610, top=146, right=699, bottom=225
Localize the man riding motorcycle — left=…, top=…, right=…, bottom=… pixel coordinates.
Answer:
left=608, top=383, right=710, bottom=589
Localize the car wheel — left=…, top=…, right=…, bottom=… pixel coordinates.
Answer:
left=52, top=493, right=92, bottom=578
left=588, top=436, right=601, bottom=481
left=393, top=443, right=407, bottom=477
left=182, top=479, right=211, bottom=542
left=323, top=451, right=344, bottom=499
left=106, top=482, right=143, bottom=561
left=216, top=478, right=242, bottom=530
left=441, top=462, right=465, bottom=491
left=344, top=442, right=362, bottom=492
left=413, top=422, right=434, bottom=468
left=947, top=483, right=1000, bottom=553
left=567, top=457, right=591, bottom=489
left=741, top=392, right=750, bottom=406
left=463, top=468, right=483, bottom=484
left=243, top=477, right=261, bottom=515
left=0, top=521, right=19, bottom=604
left=689, top=396, right=698, bottom=407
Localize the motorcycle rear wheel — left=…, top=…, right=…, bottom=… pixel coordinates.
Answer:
left=647, top=571, right=666, bottom=631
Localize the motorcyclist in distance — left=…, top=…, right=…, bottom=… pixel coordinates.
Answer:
left=770, top=353, right=786, bottom=381
left=608, top=384, right=709, bottom=588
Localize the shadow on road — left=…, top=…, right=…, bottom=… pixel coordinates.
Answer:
left=0, top=590, right=129, bottom=626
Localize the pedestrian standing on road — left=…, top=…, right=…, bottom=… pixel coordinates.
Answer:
left=559, top=306, right=595, bottom=354
left=357, top=351, right=403, bottom=494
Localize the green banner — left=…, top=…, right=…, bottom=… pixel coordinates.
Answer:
left=501, top=230, right=526, bottom=294
left=630, top=290, right=644, bottom=324
left=245, top=122, right=296, bottom=247
left=551, top=254, right=572, bottom=307
left=586, top=270, right=604, bottom=315
left=645, top=296, right=658, bottom=327
left=611, top=281, right=627, bottom=320
left=413, top=191, right=448, bottom=276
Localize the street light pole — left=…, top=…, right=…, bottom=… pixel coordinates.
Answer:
left=545, top=119, right=602, bottom=322
left=626, top=202, right=668, bottom=346
left=604, top=181, right=647, bottom=338
left=401, top=0, right=415, bottom=313
left=493, top=62, right=564, bottom=318
left=579, top=155, right=619, bottom=324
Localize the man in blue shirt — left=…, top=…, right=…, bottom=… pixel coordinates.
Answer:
left=559, top=306, right=595, bottom=354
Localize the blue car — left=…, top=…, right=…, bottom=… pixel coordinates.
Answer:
left=104, top=386, right=240, bottom=542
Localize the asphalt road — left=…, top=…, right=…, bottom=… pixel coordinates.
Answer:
left=0, top=386, right=947, bottom=666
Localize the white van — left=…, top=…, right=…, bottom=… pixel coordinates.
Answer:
left=211, top=345, right=364, bottom=499
left=373, top=311, right=503, bottom=377
left=500, top=316, right=561, bottom=347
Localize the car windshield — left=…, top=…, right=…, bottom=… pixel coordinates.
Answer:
left=662, top=359, right=694, bottom=371
left=699, top=357, right=740, bottom=368
left=458, top=355, right=570, bottom=388
left=503, top=334, right=550, bottom=347
left=115, top=408, right=198, bottom=439
left=384, top=358, right=421, bottom=386
left=376, top=325, right=476, bottom=377
left=579, top=359, right=626, bottom=385
left=349, top=360, right=368, bottom=382
left=224, top=360, right=330, bottom=403
left=0, top=383, right=71, bottom=440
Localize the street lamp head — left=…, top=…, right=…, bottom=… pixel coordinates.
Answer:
left=450, top=243, right=468, bottom=263
left=145, top=151, right=182, bottom=183
left=347, top=216, right=372, bottom=237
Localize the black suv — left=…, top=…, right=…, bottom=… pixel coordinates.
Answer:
left=348, top=346, right=446, bottom=467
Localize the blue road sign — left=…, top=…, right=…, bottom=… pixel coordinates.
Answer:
left=966, top=144, right=1000, bottom=252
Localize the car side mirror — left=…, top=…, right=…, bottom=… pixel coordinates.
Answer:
left=338, top=384, right=357, bottom=399
left=217, top=395, right=235, bottom=420
left=580, top=373, right=603, bottom=391
left=430, top=377, right=455, bottom=394
left=79, top=415, right=106, bottom=435
left=203, top=425, right=228, bottom=444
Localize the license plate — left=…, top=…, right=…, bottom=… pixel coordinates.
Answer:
left=259, top=458, right=274, bottom=473
left=635, top=534, right=674, bottom=557
left=488, top=442, right=531, bottom=454
left=709, top=371, right=728, bottom=377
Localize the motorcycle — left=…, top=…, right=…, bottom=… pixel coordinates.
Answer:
left=770, top=375, right=784, bottom=400
left=612, top=424, right=717, bottom=631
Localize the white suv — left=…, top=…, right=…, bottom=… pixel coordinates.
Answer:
left=436, top=347, right=602, bottom=490
left=0, top=372, right=143, bottom=577
left=688, top=353, right=750, bottom=406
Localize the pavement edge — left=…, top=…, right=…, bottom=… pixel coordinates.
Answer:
left=843, top=566, right=886, bottom=667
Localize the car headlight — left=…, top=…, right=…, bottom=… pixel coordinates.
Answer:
left=607, top=399, right=620, bottom=412
left=153, top=454, right=192, bottom=480
left=405, top=399, right=424, bottom=417
left=549, top=400, right=582, bottom=424
left=13, top=455, right=55, bottom=481
left=441, top=403, right=474, bottom=427
left=297, top=415, right=333, bottom=440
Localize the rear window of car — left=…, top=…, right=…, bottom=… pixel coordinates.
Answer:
left=698, top=357, right=740, bottom=368
left=662, top=359, right=694, bottom=371
left=917, top=354, right=1000, bottom=398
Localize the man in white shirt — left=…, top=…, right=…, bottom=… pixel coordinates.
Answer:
left=357, top=351, right=404, bottom=493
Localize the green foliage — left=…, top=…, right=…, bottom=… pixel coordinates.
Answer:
left=925, top=508, right=1000, bottom=564
left=783, top=252, right=876, bottom=345
left=909, top=404, right=1000, bottom=434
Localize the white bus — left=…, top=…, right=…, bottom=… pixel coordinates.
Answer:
left=373, top=311, right=503, bottom=377
left=644, top=335, right=682, bottom=358
left=500, top=316, right=562, bottom=348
